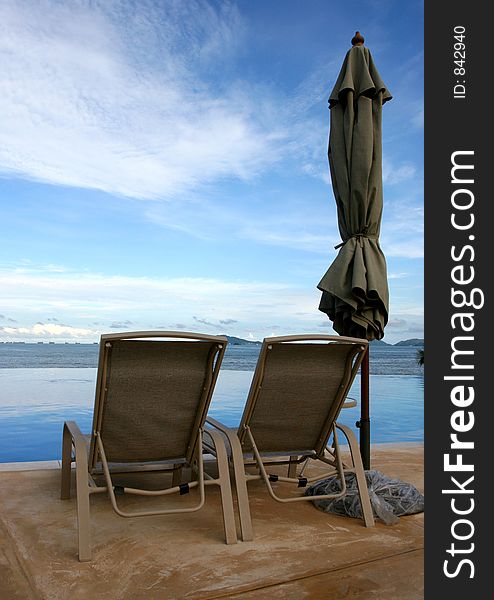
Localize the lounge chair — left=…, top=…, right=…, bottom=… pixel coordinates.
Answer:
left=61, top=331, right=237, bottom=561
left=206, top=334, right=375, bottom=541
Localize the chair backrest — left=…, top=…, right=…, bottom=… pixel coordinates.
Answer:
left=88, top=331, right=227, bottom=470
left=237, top=335, right=367, bottom=456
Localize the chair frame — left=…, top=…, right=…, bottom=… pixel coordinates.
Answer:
left=61, top=331, right=237, bottom=561
left=206, top=334, right=375, bottom=542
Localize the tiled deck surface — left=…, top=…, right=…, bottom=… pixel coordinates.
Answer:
left=0, top=443, right=423, bottom=599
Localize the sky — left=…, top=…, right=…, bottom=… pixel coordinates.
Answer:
left=0, top=0, right=423, bottom=344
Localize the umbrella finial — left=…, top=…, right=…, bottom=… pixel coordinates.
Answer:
left=351, top=31, right=365, bottom=46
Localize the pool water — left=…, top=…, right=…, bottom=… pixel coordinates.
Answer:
left=0, top=368, right=423, bottom=463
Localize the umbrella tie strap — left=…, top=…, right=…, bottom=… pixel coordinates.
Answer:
left=335, top=233, right=376, bottom=249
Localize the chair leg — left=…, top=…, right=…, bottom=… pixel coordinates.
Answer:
left=287, top=456, right=298, bottom=478
left=337, top=423, right=375, bottom=527
left=229, top=435, right=254, bottom=541
left=172, top=465, right=182, bottom=487
left=207, top=430, right=237, bottom=545
left=75, top=456, right=91, bottom=561
left=61, top=421, right=92, bottom=560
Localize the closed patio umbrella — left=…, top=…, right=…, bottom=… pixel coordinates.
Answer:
left=317, top=32, right=391, bottom=468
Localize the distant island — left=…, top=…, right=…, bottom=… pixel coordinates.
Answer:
left=393, top=338, right=424, bottom=347
left=223, top=335, right=262, bottom=346
left=371, top=338, right=423, bottom=347
left=0, top=336, right=423, bottom=347
left=223, top=336, right=423, bottom=347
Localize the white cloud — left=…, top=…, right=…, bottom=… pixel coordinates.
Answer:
left=389, top=305, right=424, bottom=317
left=381, top=315, right=424, bottom=344
left=0, top=0, right=286, bottom=200
left=385, top=202, right=424, bottom=234
left=0, top=265, right=326, bottom=340
left=1, top=323, right=94, bottom=338
left=301, top=162, right=330, bottom=183
left=0, top=262, right=424, bottom=342
left=0, top=0, right=423, bottom=269
left=382, top=240, right=423, bottom=259
left=381, top=194, right=423, bottom=259
left=237, top=227, right=336, bottom=254
left=144, top=188, right=423, bottom=259
left=3, top=0, right=410, bottom=207
left=382, top=158, right=416, bottom=185
left=145, top=192, right=340, bottom=253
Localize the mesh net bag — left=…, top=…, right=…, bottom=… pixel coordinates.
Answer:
left=305, top=470, right=424, bottom=525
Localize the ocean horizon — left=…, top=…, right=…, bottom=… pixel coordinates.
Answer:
left=0, top=341, right=424, bottom=375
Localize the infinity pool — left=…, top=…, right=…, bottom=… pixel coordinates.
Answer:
left=0, top=368, right=423, bottom=462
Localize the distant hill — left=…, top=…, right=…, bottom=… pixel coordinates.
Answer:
left=370, top=339, right=391, bottom=347
left=394, top=338, right=424, bottom=347
left=222, top=336, right=423, bottom=347
left=223, top=335, right=262, bottom=346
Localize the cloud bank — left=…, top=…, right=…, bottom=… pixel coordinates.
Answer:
left=0, top=263, right=422, bottom=343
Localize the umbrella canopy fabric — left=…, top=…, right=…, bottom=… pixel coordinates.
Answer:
left=318, top=42, right=392, bottom=341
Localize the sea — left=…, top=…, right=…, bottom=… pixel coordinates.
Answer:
left=0, top=343, right=424, bottom=463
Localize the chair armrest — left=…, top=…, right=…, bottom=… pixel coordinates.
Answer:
left=205, top=417, right=244, bottom=457
left=205, top=417, right=240, bottom=449
left=206, top=416, right=233, bottom=435
left=61, top=420, right=89, bottom=501
left=342, top=397, right=357, bottom=409
left=63, top=421, right=89, bottom=455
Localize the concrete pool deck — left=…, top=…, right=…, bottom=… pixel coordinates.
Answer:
left=0, top=443, right=423, bottom=599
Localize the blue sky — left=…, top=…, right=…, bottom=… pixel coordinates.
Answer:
left=0, top=0, right=423, bottom=343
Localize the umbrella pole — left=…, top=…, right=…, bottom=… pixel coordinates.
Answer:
left=359, top=347, right=371, bottom=469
